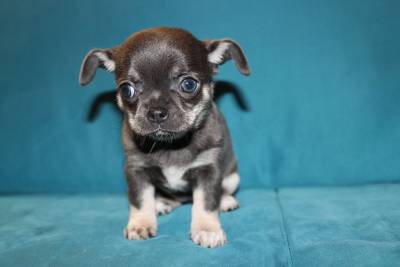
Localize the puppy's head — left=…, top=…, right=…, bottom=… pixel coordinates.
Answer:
left=79, top=28, right=250, bottom=141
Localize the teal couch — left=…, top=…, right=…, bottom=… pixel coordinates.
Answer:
left=1, top=1, right=399, bottom=266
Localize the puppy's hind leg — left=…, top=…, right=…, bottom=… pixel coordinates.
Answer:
left=155, top=195, right=181, bottom=216
left=220, top=172, right=240, bottom=212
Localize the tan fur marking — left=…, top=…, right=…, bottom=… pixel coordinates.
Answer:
left=222, top=172, right=240, bottom=195
left=220, top=195, right=239, bottom=212
left=122, top=121, right=135, bottom=151
left=162, top=147, right=219, bottom=191
left=155, top=196, right=181, bottom=215
left=125, top=186, right=157, bottom=240
left=190, top=188, right=226, bottom=247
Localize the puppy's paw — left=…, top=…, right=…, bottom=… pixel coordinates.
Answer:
left=156, top=197, right=180, bottom=216
left=220, top=195, right=239, bottom=212
left=124, top=219, right=157, bottom=240
left=191, top=228, right=227, bottom=248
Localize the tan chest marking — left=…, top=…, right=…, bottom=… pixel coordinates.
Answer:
left=161, top=148, right=219, bottom=191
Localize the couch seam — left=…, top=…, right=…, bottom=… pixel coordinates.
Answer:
left=274, top=188, right=294, bottom=267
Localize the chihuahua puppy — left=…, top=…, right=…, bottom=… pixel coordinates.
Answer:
left=79, top=27, right=250, bottom=248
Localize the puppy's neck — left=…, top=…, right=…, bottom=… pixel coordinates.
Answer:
left=132, top=131, right=194, bottom=153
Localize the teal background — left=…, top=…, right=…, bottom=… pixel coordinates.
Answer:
left=1, top=0, right=400, bottom=193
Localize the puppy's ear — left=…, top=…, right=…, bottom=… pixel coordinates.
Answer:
left=204, top=39, right=250, bottom=76
left=79, top=48, right=116, bottom=86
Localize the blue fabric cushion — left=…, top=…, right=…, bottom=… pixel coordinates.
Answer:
left=0, top=189, right=289, bottom=266
left=279, top=184, right=400, bottom=267
left=1, top=184, right=399, bottom=266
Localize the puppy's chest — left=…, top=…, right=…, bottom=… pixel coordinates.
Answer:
left=150, top=150, right=193, bottom=191
left=161, top=165, right=191, bottom=191
left=145, top=147, right=218, bottom=192
left=155, top=148, right=218, bottom=192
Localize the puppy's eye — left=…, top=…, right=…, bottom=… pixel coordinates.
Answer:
left=119, top=83, right=135, bottom=99
left=180, top=78, right=198, bottom=93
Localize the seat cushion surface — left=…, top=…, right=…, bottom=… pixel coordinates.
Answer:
left=1, top=184, right=399, bottom=267
left=278, top=183, right=400, bottom=267
left=0, top=189, right=289, bottom=267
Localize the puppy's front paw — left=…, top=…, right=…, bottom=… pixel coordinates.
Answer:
left=124, top=219, right=157, bottom=240
left=191, top=228, right=227, bottom=248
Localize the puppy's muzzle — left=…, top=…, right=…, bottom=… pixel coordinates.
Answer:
left=147, top=107, right=169, bottom=123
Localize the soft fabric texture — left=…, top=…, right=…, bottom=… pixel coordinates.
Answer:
left=278, top=184, right=400, bottom=267
left=0, top=189, right=289, bottom=267
left=1, top=184, right=399, bottom=267
left=1, top=0, right=400, bottom=193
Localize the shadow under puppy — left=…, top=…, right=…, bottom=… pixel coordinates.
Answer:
left=79, top=27, right=250, bottom=248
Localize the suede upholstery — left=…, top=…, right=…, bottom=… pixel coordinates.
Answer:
left=1, top=185, right=399, bottom=266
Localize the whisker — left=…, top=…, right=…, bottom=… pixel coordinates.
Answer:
left=149, top=141, right=157, bottom=153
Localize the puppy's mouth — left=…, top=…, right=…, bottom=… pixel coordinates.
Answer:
left=140, top=126, right=187, bottom=142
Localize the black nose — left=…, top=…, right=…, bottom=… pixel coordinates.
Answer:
left=147, top=108, right=169, bottom=123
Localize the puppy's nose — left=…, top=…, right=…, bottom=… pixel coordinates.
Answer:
left=147, top=108, right=169, bottom=123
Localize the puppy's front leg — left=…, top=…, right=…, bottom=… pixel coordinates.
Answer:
left=190, top=166, right=226, bottom=248
left=124, top=169, right=157, bottom=240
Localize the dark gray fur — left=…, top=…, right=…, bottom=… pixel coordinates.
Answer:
left=123, top=102, right=236, bottom=210
left=79, top=27, right=249, bottom=214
